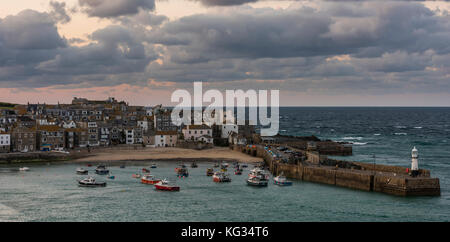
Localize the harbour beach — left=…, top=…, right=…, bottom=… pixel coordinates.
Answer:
left=73, top=147, right=263, bottom=164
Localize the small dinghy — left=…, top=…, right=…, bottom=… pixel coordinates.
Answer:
left=151, top=163, right=157, bottom=168
left=154, top=179, right=180, bottom=191
left=191, top=162, right=198, bottom=168
left=206, top=168, right=214, bottom=176
left=141, top=174, right=161, bottom=185
left=273, top=172, right=292, bottom=186
left=19, top=167, right=30, bottom=172
left=132, top=173, right=141, bottom=178
left=95, top=165, right=109, bottom=175
left=142, top=168, right=150, bottom=173
left=234, top=168, right=243, bottom=175
left=107, top=173, right=115, bottom=180
left=241, top=163, right=248, bottom=168
left=78, top=177, right=106, bottom=187
left=76, top=168, right=88, bottom=175
left=120, top=165, right=126, bottom=169
left=213, top=163, right=220, bottom=168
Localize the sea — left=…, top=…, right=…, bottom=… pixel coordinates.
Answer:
left=0, top=107, right=449, bottom=221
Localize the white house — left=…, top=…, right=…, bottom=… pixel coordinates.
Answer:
left=125, top=129, right=134, bottom=144
left=182, top=125, right=212, bottom=141
left=0, top=132, right=11, bottom=153
left=37, top=119, right=56, bottom=126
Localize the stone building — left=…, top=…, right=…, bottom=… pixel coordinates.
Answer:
left=37, top=125, right=65, bottom=151
left=11, top=127, right=36, bottom=152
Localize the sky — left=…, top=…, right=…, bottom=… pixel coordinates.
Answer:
left=0, top=0, right=450, bottom=106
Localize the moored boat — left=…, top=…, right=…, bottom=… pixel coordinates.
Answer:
left=141, top=174, right=161, bottom=185
left=213, top=162, right=220, bottom=168
left=132, top=173, right=141, bottom=178
left=76, top=168, right=88, bottom=175
left=19, top=167, right=30, bottom=172
left=248, top=168, right=270, bottom=180
left=206, top=168, right=214, bottom=176
left=78, top=177, right=106, bottom=187
left=191, top=162, right=198, bottom=168
left=234, top=168, right=243, bottom=175
left=120, top=165, right=126, bottom=169
left=247, top=176, right=268, bottom=187
left=154, top=179, right=180, bottom=191
left=107, top=175, right=115, bottom=180
left=175, top=165, right=189, bottom=177
left=241, top=163, right=248, bottom=168
left=95, top=165, right=109, bottom=175
left=142, top=168, right=150, bottom=173
left=212, top=172, right=232, bottom=183
left=273, top=173, right=293, bottom=186
left=151, top=163, right=157, bottom=168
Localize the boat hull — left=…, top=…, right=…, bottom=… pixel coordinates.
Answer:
left=246, top=180, right=268, bottom=187
left=141, top=178, right=161, bottom=185
left=76, top=171, right=88, bottom=175
left=78, top=182, right=107, bottom=187
left=273, top=180, right=292, bottom=186
left=155, top=184, right=180, bottom=191
left=95, top=170, right=109, bottom=175
left=213, top=176, right=231, bottom=183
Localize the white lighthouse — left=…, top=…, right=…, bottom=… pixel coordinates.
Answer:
left=411, top=146, right=419, bottom=171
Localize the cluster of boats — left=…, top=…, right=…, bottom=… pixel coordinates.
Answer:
left=75, top=161, right=293, bottom=190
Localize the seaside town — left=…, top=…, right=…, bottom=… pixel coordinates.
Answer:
left=0, top=97, right=254, bottom=153
left=0, top=97, right=441, bottom=196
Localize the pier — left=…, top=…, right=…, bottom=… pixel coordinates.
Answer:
left=234, top=144, right=440, bottom=196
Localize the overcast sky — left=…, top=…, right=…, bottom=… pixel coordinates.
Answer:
left=0, top=0, right=449, bottom=106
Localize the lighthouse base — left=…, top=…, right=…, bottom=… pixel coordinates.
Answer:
left=411, top=170, right=419, bottom=177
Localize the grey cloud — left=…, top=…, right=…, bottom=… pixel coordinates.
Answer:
left=49, top=1, right=72, bottom=24
left=0, top=10, right=66, bottom=50
left=79, top=0, right=155, bottom=18
left=1, top=1, right=450, bottom=96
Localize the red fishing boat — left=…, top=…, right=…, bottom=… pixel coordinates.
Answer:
left=154, top=179, right=180, bottom=191
left=141, top=174, right=161, bottom=185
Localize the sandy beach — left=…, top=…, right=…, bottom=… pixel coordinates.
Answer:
left=73, top=147, right=262, bottom=163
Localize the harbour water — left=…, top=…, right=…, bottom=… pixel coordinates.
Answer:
left=1, top=107, right=449, bottom=221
